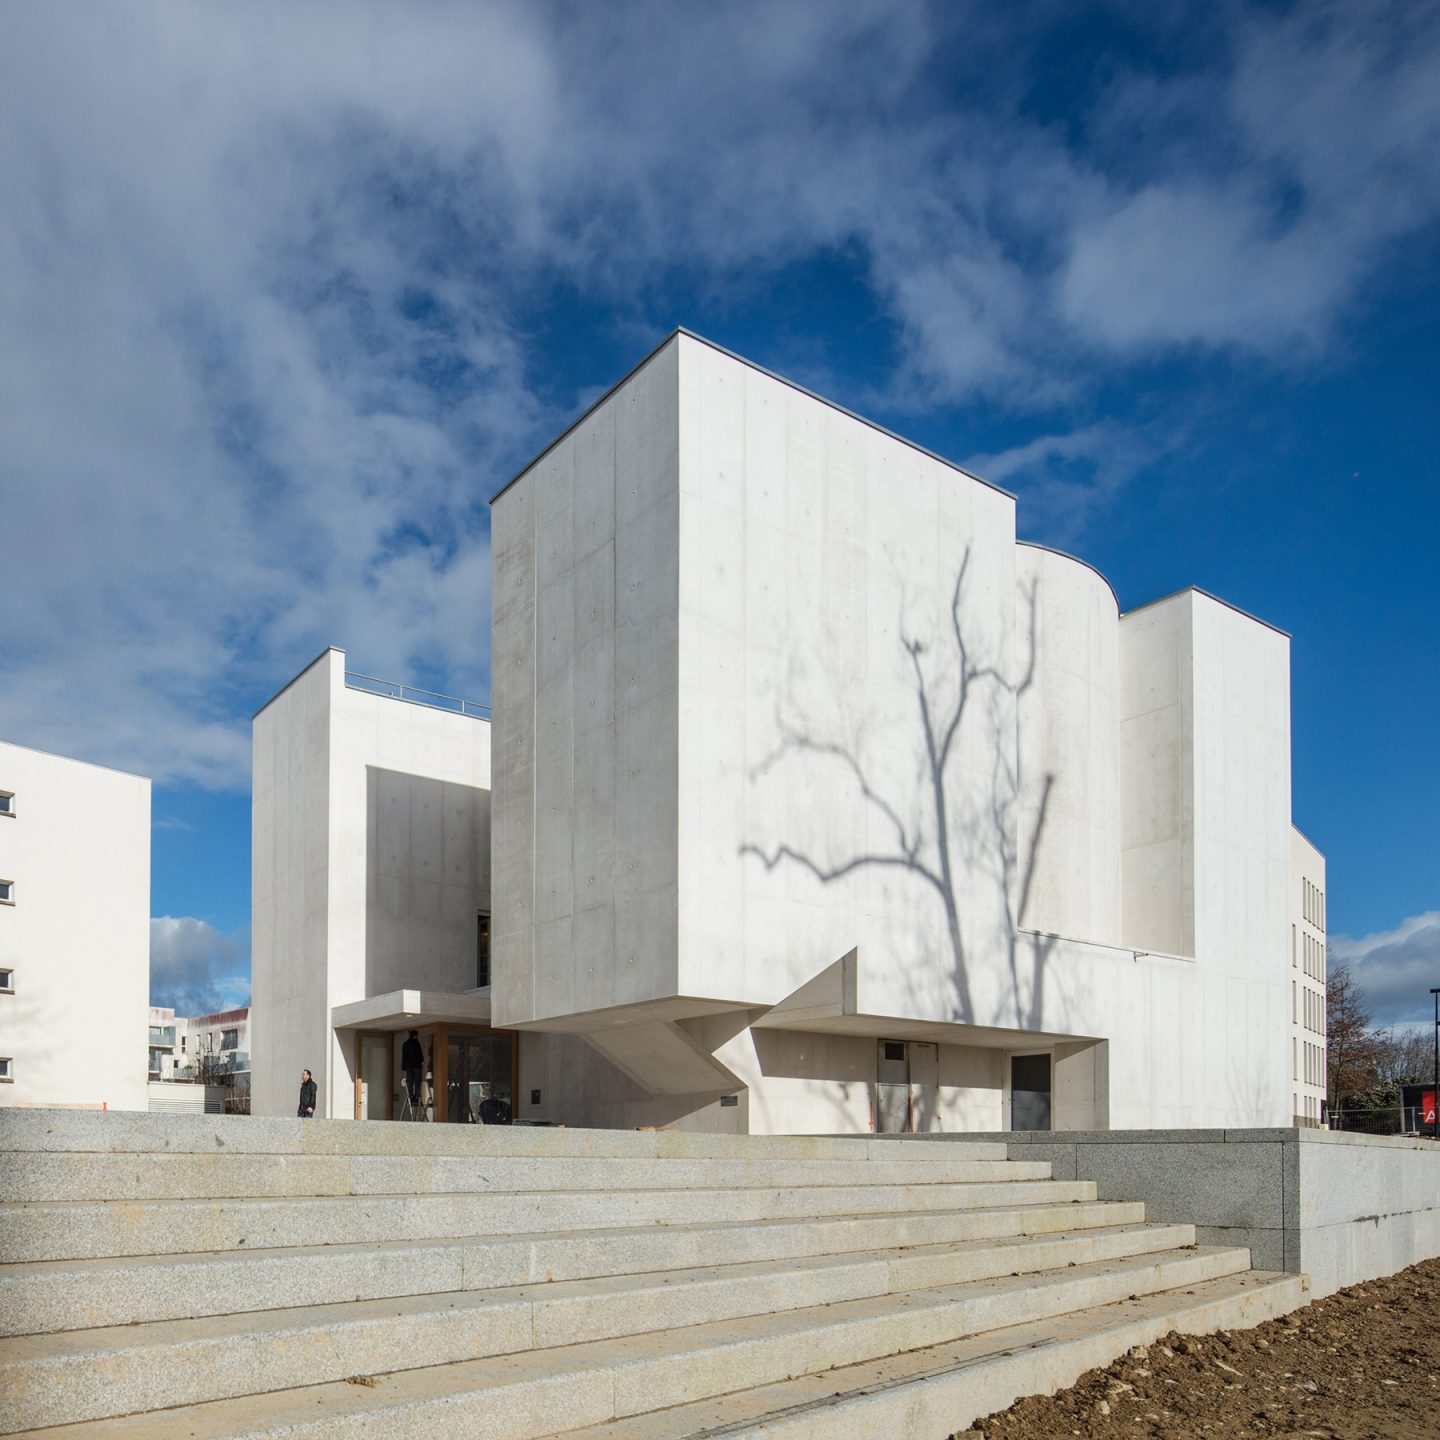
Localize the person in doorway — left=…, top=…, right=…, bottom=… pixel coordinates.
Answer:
left=297, top=1069, right=317, bottom=1118
left=478, top=1084, right=511, bottom=1125
left=401, top=1030, right=424, bottom=1109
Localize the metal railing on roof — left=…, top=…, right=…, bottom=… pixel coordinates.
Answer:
left=344, top=670, right=491, bottom=719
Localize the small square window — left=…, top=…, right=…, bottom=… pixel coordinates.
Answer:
left=0, top=1057, right=11, bottom=1082
left=0, top=880, right=12, bottom=905
left=0, top=791, right=13, bottom=816
left=0, top=968, right=12, bottom=993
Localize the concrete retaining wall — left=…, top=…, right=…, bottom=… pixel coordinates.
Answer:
left=909, top=1128, right=1440, bottom=1298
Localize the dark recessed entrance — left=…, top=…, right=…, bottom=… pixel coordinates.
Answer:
left=1010, top=1053, right=1052, bottom=1131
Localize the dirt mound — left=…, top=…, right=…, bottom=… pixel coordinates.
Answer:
left=959, top=1258, right=1440, bottom=1440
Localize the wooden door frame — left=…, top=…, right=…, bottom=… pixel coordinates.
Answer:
left=429, top=1024, right=520, bottom=1123
left=355, top=1024, right=521, bottom=1123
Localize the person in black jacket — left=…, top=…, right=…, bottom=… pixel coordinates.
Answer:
left=401, top=1030, right=424, bottom=1110
left=477, top=1084, right=511, bottom=1125
left=297, top=1068, right=317, bottom=1118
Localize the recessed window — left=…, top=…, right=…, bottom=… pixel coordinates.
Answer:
left=0, top=1057, right=11, bottom=1082
left=221, top=1029, right=239, bottom=1051
left=0, top=880, right=12, bottom=905
left=0, top=791, right=13, bottom=817
left=0, top=968, right=12, bottom=993
left=477, top=911, right=491, bottom=988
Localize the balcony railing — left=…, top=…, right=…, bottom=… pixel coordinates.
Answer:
left=345, top=671, right=491, bottom=720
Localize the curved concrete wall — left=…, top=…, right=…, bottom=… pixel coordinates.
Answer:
left=1014, top=546, right=1121, bottom=947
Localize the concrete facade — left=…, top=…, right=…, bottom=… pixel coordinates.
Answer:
left=965, top=1127, right=1440, bottom=1298
left=0, top=741, right=150, bottom=1112
left=250, top=649, right=493, bottom=1118
left=251, top=331, right=1321, bottom=1136
left=488, top=332, right=1303, bottom=1133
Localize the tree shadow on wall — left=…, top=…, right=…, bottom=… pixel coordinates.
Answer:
left=741, top=548, right=1056, bottom=1032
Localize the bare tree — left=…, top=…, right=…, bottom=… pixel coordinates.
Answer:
left=743, top=550, right=1052, bottom=1027
left=1326, top=965, right=1385, bottom=1108
left=1375, top=1026, right=1434, bottom=1089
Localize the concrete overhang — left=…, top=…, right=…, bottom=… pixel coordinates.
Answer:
left=506, top=995, right=754, bottom=1034
left=331, top=989, right=493, bottom=1032
left=751, top=952, right=1095, bottom=1049
left=753, top=1010, right=1087, bottom=1049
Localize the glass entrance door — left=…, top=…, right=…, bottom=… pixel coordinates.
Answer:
left=445, top=1029, right=515, bottom=1123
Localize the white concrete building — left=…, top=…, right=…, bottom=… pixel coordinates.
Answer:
left=0, top=741, right=151, bottom=1111
left=1291, top=830, right=1327, bottom=1124
left=250, top=652, right=495, bottom=1120
left=252, top=331, right=1325, bottom=1135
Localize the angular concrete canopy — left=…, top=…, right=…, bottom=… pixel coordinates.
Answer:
left=331, top=989, right=493, bottom=1032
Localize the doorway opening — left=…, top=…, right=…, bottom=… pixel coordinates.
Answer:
left=352, top=1023, right=517, bottom=1122
left=1009, top=1052, right=1052, bottom=1131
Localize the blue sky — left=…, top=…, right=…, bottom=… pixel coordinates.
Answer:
left=1, top=2, right=1436, bottom=1025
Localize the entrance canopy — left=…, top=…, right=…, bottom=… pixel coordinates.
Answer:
left=331, top=989, right=492, bottom=1032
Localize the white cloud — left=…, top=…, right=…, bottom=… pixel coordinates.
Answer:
left=1061, top=2, right=1440, bottom=356
left=966, top=421, right=1183, bottom=548
left=1, top=2, right=1437, bottom=787
left=1330, top=912, right=1440, bottom=1030
left=150, top=916, right=251, bottom=1017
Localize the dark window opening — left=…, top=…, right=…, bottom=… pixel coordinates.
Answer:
left=477, top=912, right=491, bottom=988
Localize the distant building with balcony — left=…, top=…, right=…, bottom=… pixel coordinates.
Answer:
left=184, top=1006, right=251, bottom=1081
left=148, top=1006, right=180, bottom=1080
left=0, top=740, right=150, bottom=1111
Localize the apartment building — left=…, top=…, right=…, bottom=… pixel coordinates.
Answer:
left=0, top=741, right=150, bottom=1111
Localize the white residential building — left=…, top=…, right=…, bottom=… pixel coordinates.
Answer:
left=185, top=1006, right=252, bottom=1079
left=148, top=1005, right=179, bottom=1080
left=0, top=741, right=151, bottom=1111
left=252, top=330, right=1326, bottom=1135
left=1291, top=830, right=1328, bottom=1124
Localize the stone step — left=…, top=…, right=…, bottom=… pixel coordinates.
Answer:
left=0, top=1150, right=1051, bottom=1204
left=0, top=1199, right=1147, bottom=1337
left=560, top=1270, right=1310, bottom=1440
left=0, top=1247, right=1254, bottom=1438
left=0, top=1110, right=1007, bottom=1163
left=0, top=1223, right=1197, bottom=1431
left=0, top=1178, right=1099, bottom=1264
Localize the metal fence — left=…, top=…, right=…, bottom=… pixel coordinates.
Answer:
left=1329, top=1106, right=1438, bottom=1137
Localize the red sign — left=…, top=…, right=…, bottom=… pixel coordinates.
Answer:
left=1425, top=1092, right=1438, bottom=1127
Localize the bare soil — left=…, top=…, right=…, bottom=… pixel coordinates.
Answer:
left=959, top=1258, right=1440, bottom=1440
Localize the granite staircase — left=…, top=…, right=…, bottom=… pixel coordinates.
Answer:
left=0, top=1110, right=1307, bottom=1439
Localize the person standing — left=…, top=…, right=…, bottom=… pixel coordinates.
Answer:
left=297, top=1068, right=317, bottom=1118
left=401, top=1030, right=424, bottom=1112
left=478, top=1084, right=511, bottom=1125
